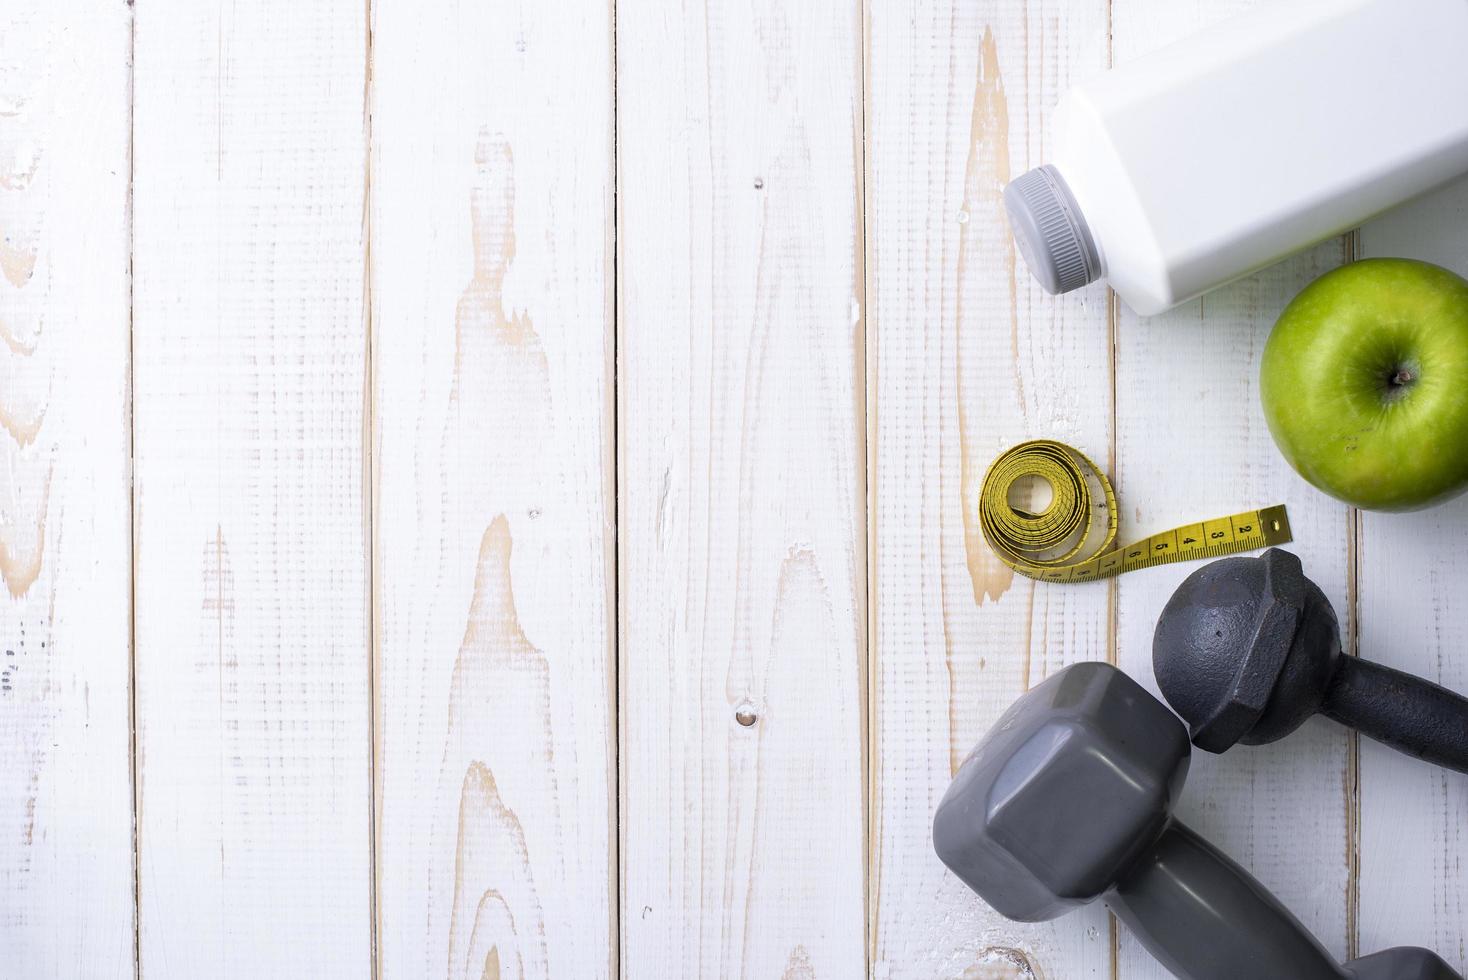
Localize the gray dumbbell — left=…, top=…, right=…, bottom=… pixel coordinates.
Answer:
left=933, top=661, right=1461, bottom=980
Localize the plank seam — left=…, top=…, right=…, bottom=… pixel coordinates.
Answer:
left=859, top=0, right=875, bottom=976
left=611, top=0, right=624, bottom=974
left=1345, top=226, right=1363, bottom=960
left=363, top=0, right=380, bottom=974
left=127, top=2, right=142, bottom=976
left=1105, top=4, right=1122, bottom=977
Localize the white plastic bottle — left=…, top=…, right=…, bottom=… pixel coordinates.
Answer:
left=1006, top=0, right=1468, bottom=316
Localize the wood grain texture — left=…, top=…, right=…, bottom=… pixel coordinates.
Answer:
left=8, top=1, right=1467, bottom=974
left=0, top=3, right=134, bottom=976
left=1109, top=3, right=1354, bottom=975
left=866, top=2, right=1114, bottom=976
left=616, top=0, right=866, bottom=975
left=131, top=1, right=371, bottom=975
left=370, top=0, right=616, bottom=975
left=1354, top=176, right=1468, bottom=972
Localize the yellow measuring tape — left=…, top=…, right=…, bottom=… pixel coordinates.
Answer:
left=979, top=440, right=1292, bottom=583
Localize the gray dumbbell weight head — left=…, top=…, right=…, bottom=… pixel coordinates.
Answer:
left=934, top=662, right=1461, bottom=980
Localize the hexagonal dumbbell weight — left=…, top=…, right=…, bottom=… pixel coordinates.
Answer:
left=933, top=662, right=1460, bottom=980
left=1153, top=548, right=1468, bottom=771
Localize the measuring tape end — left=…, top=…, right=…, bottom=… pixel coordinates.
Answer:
left=1259, top=504, right=1293, bottom=546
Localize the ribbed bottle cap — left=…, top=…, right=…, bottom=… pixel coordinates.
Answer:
left=1003, top=165, right=1101, bottom=295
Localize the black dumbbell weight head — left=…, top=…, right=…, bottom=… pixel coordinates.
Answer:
left=1153, top=547, right=1468, bottom=772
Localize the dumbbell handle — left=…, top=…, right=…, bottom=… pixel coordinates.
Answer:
left=1106, top=821, right=1347, bottom=980
left=1321, top=656, right=1468, bottom=773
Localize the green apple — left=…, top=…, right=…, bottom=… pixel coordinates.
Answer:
left=1261, top=257, right=1468, bottom=512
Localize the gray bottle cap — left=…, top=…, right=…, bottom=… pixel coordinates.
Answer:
left=1003, top=165, right=1101, bottom=294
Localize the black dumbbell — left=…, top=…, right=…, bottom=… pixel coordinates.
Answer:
left=933, top=661, right=1460, bottom=980
left=1153, top=547, right=1468, bottom=771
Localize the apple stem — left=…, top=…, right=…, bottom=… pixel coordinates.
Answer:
left=1378, top=363, right=1418, bottom=404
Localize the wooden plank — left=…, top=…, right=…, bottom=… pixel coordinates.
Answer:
left=0, top=3, right=135, bottom=976
left=616, top=0, right=866, bottom=975
left=369, top=0, right=616, bottom=975
left=1355, top=176, right=1468, bottom=971
left=130, top=1, right=371, bottom=974
left=866, top=1, right=1115, bottom=976
left=1109, top=3, right=1354, bottom=975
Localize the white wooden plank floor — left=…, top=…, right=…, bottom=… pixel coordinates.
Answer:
left=0, top=0, right=1465, bottom=977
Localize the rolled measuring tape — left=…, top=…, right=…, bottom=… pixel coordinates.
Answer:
left=979, top=439, right=1292, bottom=582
